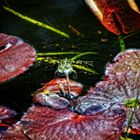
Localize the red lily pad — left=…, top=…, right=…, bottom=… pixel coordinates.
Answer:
left=85, top=0, right=140, bottom=34
left=105, top=49, right=140, bottom=89
left=18, top=105, right=125, bottom=140
left=0, top=33, right=36, bottom=83
left=33, top=78, right=83, bottom=109
left=103, top=49, right=140, bottom=134
left=36, top=78, right=83, bottom=97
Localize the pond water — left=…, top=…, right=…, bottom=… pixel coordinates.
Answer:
left=0, top=0, right=140, bottom=139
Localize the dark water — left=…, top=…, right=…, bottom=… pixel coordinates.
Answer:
left=0, top=0, right=140, bottom=139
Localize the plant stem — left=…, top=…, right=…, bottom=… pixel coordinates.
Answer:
left=125, top=92, right=139, bottom=135
left=3, top=6, right=70, bottom=39
left=112, top=31, right=140, bottom=47
left=66, top=74, right=70, bottom=94
left=118, top=35, right=126, bottom=52
left=125, top=109, right=135, bottom=135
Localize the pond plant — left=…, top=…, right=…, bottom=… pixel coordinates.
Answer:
left=0, top=33, right=36, bottom=83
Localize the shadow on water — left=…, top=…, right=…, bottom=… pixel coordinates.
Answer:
left=0, top=0, right=140, bottom=139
